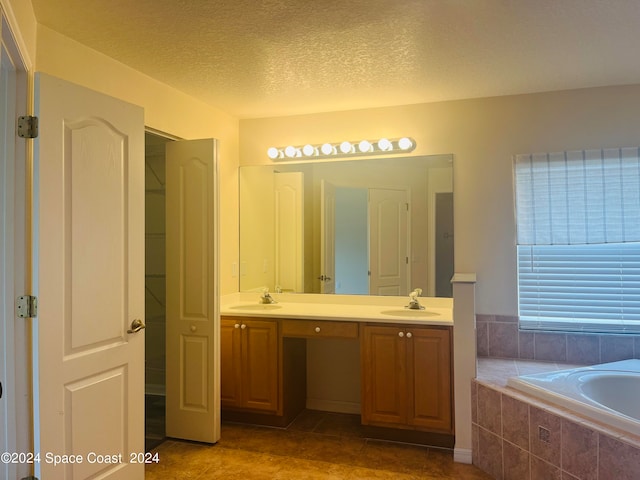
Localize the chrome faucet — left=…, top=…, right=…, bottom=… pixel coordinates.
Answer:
left=260, top=288, right=277, bottom=304
left=406, top=288, right=425, bottom=310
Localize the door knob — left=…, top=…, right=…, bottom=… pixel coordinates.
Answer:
left=127, top=318, right=146, bottom=334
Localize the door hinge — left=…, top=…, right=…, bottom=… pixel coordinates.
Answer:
left=17, top=115, right=39, bottom=138
left=16, top=295, right=38, bottom=318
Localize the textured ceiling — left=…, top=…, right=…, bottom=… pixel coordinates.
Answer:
left=30, top=0, right=640, bottom=118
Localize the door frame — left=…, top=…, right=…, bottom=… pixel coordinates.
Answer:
left=0, top=6, right=32, bottom=480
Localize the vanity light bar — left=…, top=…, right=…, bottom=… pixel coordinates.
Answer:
left=267, top=137, right=416, bottom=160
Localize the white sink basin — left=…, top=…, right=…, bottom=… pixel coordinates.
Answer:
left=380, top=309, right=439, bottom=317
left=229, top=304, right=282, bottom=311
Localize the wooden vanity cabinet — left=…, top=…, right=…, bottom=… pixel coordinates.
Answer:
left=221, top=316, right=306, bottom=425
left=361, top=324, right=453, bottom=435
left=221, top=317, right=279, bottom=412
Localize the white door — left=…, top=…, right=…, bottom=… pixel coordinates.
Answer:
left=274, top=171, right=304, bottom=292
left=165, top=139, right=219, bottom=443
left=320, top=180, right=336, bottom=294
left=369, top=188, right=409, bottom=295
left=34, top=73, right=145, bottom=479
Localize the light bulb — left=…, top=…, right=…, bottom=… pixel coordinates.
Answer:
left=267, top=147, right=280, bottom=159
left=339, top=141, right=353, bottom=154
left=398, top=137, right=413, bottom=150
left=302, top=144, right=316, bottom=156
left=284, top=145, right=298, bottom=158
left=358, top=140, right=372, bottom=153
left=320, top=143, right=335, bottom=155
left=377, top=138, right=392, bottom=151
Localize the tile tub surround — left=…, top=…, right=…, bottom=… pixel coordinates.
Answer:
left=476, top=314, right=640, bottom=363
left=473, top=358, right=640, bottom=480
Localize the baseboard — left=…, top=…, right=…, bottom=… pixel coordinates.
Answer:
left=362, top=425, right=454, bottom=449
left=306, top=398, right=361, bottom=415
left=454, top=447, right=473, bottom=464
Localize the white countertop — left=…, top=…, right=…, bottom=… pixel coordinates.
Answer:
left=220, top=293, right=453, bottom=326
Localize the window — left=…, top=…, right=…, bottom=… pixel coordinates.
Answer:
left=514, top=148, right=640, bottom=334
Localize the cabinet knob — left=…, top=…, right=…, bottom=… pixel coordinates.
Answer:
left=190, top=325, right=197, bottom=332
left=406, top=332, right=413, bottom=338
left=315, top=327, right=321, bottom=333
left=398, top=331, right=404, bottom=338
left=241, top=324, right=247, bottom=329
left=234, top=323, right=240, bottom=329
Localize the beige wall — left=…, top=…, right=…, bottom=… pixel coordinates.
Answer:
left=1, top=0, right=37, bottom=67
left=34, top=25, right=240, bottom=295
left=13, top=0, right=640, bottom=313
left=240, top=84, right=640, bottom=314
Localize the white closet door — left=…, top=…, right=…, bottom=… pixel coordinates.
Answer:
left=165, top=138, right=219, bottom=443
left=369, top=188, right=409, bottom=296
left=274, top=171, right=304, bottom=292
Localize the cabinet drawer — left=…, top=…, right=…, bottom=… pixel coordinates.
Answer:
left=281, top=319, right=359, bottom=339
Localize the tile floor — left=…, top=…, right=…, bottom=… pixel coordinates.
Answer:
left=145, top=410, right=493, bottom=479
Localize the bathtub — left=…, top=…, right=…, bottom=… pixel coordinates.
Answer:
left=507, top=359, right=640, bottom=437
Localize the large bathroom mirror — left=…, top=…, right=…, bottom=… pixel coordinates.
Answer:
left=239, top=154, right=454, bottom=297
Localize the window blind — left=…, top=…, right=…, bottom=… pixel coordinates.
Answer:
left=515, top=147, right=640, bottom=334
left=514, top=148, right=640, bottom=245
left=518, top=243, right=640, bottom=333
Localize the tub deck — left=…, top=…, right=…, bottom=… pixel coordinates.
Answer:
left=477, top=357, right=584, bottom=387
left=473, top=358, right=640, bottom=479
left=476, top=357, right=640, bottom=444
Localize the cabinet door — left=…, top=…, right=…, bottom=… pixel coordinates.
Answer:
left=220, top=319, right=243, bottom=408
left=361, top=325, right=407, bottom=425
left=241, top=319, right=279, bottom=412
left=406, top=327, right=453, bottom=433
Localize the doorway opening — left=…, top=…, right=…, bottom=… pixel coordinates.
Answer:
left=333, top=187, right=410, bottom=296
left=144, top=131, right=173, bottom=450
left=434, top=192, right=454, bottom=297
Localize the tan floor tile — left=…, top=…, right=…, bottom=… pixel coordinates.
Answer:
left=359, top=439, right=429, bottom=475
left=313, top=412, right=365, bottom=437
left=146, top=412, right=493, bottom=480
left=288, top=409, right=327, bottom=432
left=307, top=436, right=368, bottom=467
